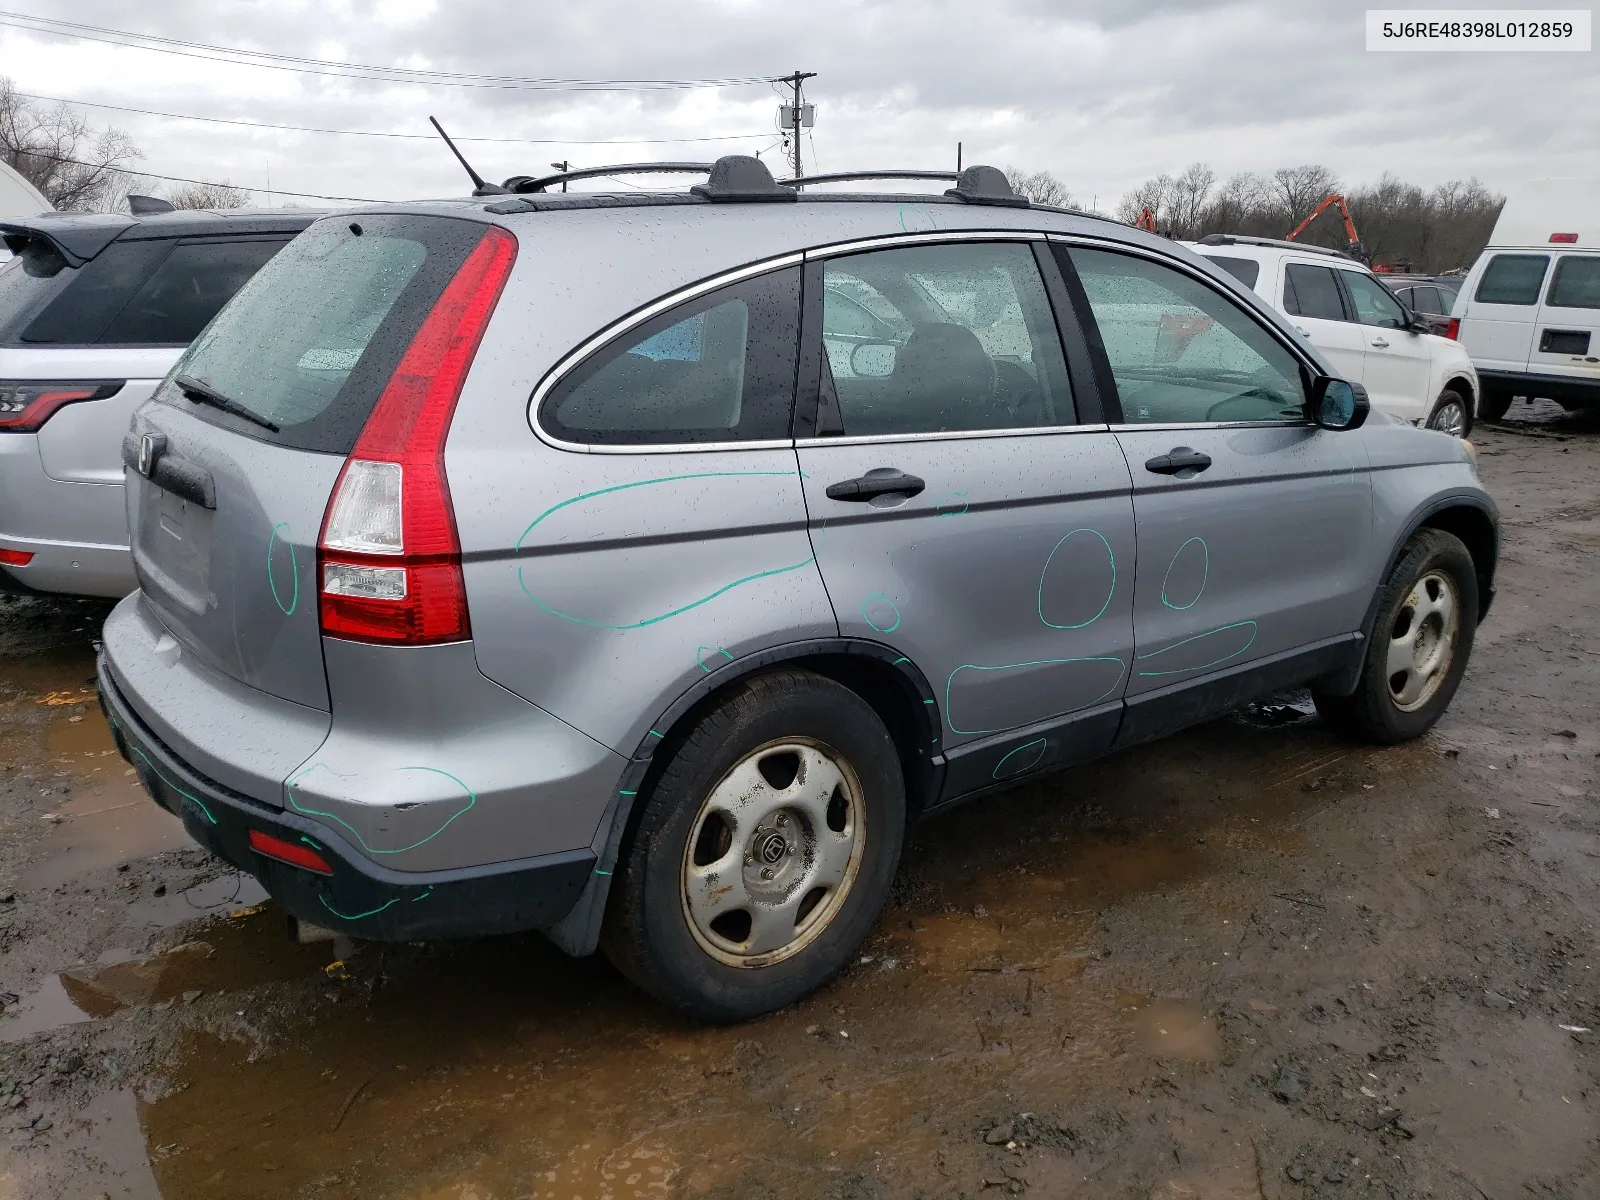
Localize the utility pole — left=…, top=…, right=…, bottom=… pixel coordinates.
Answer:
left=957, top=142, right=962, bottom=172
left=777, top=70, right=816, bottom=181
left=550, top=161, right=570, bottom=193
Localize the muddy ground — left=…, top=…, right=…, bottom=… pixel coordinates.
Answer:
left=1, top=399, right=1597, bottom=1199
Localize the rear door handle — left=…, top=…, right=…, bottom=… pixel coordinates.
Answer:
left=1143, top=447, right=1212, bottom=477
left=1370, top=337, right=1390, bottom=348
left=825, top=467, right=927, bottom=502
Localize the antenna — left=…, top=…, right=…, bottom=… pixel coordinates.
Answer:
left=428, top=116, right=507, bottom=196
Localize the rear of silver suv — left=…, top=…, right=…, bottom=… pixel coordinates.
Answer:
left=100, top=163, right=1497, bottom=1022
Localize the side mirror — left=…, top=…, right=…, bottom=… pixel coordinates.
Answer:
left=1310, top=376, right=1370, bottom=431
left=850, top=342, right=897, bottom=377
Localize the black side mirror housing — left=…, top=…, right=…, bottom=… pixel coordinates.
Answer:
left=1310, top=376, right=1370, bottom=431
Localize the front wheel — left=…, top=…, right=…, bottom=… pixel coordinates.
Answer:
left=1313, top=529, right=1479, bottom=744
left=1425, top=387, right=1472, bottom=437
left=602, top=669, right=905, bottom=1022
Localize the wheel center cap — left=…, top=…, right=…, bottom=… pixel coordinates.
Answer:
left=755, top=830, right=788, bottom=865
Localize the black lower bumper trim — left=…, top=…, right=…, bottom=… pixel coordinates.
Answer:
left=1479, top=370, right=1600, bottom=406
left=97, top=655, right=595, bottom=941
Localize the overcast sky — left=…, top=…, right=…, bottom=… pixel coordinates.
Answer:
left=3, top=0, right=1596, bottom=211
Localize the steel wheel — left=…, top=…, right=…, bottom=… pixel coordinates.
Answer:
left=681, top=738, right=866, bottom=968
left=1426, top=396, right=1467, bottom=437
left=1386, top=569, right=1459, bottom=712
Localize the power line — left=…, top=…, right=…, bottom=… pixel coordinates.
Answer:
left=14, top=91, right=769, bottom=146
left=0, top=11, right=778, bottom=92
left=13, top=148, right=380, bottom=203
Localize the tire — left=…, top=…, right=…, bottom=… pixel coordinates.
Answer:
left=1478, top=387, right=1513, bottom=423
left=1425, top=387, right=1472, bottom=438
left=602, top=669, right=905, bottom=1022
left=1313, top=528, right=1478, bottom=744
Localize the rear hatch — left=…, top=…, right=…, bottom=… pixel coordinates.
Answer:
left=125, top=211, right=504, bottom=711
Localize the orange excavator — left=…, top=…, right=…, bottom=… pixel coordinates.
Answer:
left=1285, top=194, right=1368, bottom=264
left=1135, top=207, right=1158, bottom=233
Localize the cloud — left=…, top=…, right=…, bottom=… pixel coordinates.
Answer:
left=4, top=0, right=1595, bottom=209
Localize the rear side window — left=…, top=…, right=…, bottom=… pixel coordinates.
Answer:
left=98, top=238, right=291, bottom=344
left=1282, top=264, right=1347, bottom=321
left=1412, top=287, right=1444, bottom=315
left=1342, top=271, right=1407, bottom=329
left=1200, top=254, right=1260, bottom=289
left=1475, top=254, right=1549, bottom=305
left=0, top=238, right=169, bottom=345
left=158, top=214, right=485, bottom=453
left=541, top=266, right=800, bottom=446
left=1546, top=256, right=1600, bottom=309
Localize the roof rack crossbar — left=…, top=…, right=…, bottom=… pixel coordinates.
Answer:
left=775, top=169, right=961, bottom=187
left=506, top=162, right=714, bottom=194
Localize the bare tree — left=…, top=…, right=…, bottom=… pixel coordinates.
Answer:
left=1167, top=162, right=1216, bottom=239
left=1271, top=164, right=1342, bottom=227
left=167, top=181, right=249, bottom=210
left=1117, top=173, right=1175, bottom=228
left=0, top=77, right=141, bottom=211
left=1005, top=167, right=1072, bottom=208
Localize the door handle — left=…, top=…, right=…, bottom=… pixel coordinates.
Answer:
left=1143, top=447, right=1212, bottom=477
left=825, top=467, right=927, bottom=502
left=1370, top=337, right=1390, bottom=348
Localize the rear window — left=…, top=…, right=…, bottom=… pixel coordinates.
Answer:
left=1547, top=255, right=1600, bottom=309
left=0, top=237, right=168, bottom=345
left=1475, top=254, right=1549, bottom=305
left=98, top=238, right=291, bottom=344
left=1199, top=254, right=1260, bottom=289
left=157, top=214, right=486, bottom=454
left=1282, top=263, right=1346, bottom=321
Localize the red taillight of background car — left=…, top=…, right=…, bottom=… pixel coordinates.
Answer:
left=0, top=381, right=123, bottom=432
left=1443, top=318, right=1460, bottom=340
left=317, top=226, right=517, bottom=645
left=1549, top=233, right=1579, bottom=244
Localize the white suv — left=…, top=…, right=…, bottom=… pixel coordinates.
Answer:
left=1185, top=235, right=1481, bottom=436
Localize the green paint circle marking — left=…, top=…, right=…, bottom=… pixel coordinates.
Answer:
left=286, top=764, right=476, bottom=855
left=696, top=645, right=735, bottom=673
left=861, top=593, right=902, bottom=633
left=267, top=522, right=299, bottom=616
left=1135, top=621, right=1258, bottom=677
left=1038, top=528, right=1115, bottom=629
left=1160, top=536, right=1209, bottom=611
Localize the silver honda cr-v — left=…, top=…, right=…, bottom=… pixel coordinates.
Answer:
left=98, top=159, right=1497, bottom=1022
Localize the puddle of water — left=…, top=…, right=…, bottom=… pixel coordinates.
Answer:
left=1, top=906, right=331, bottom=1042
left=1116, top=993, right=1222, bottom=1063
left=22, top=791, right=187, bottom=891
left=0, top=1087, right=161, bottom=1200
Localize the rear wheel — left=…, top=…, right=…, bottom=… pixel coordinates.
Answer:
left=602, top=669, right=905, bottom=1022
left=1425, top=387, right=1472, bottom=437
left=1313, top=529, right=1478, bottom=744
left=1478, top=387, right=1513, bottom=423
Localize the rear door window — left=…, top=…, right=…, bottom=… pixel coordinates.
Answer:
left=98, top=237, right=292, bottom=344
left=0, top=237, right=170, bottom=345
left=1282, top=264, right=1347, bottom=321
left=1475, top=254, right=1549, bottom=305
left=158, top=213, right=486, bottom=453
left=1199, top=254, right=1260, bottom=289
left=1546, top=255, right=1600, bottom=309
left=541, top=266, right=801, bottom=446
left=1412, top=287, right=1444, bottom=315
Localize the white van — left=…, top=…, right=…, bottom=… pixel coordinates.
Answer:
left=1453, top=179, right=1600, bottom=420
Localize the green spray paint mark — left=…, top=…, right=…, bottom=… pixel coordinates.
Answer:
left=286, top=764, right=476, bottom=855
left=991, top=737, right=1047, bottom=781
left=124, top=738, right=216, bottom=825
left=1038, top=528, right=1115, bottom=630
left=267, top=522, right=299, bottom=616
left=319, top=894, right=400, bottom=921
left=945, top=657, right=1127, bottom=736
left=861, top=593, right=902, bottom=633
left=1135, top=621, right=1257, bottom=677
left=696, top=645, right=735, bottom=673
left=300, top=835, right=323, bottom=851
left=1160, top=537, right=1209, bottom=611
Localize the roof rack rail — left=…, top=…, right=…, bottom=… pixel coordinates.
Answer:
left=778, top=164, right=1027, bottom=208
left=505, top=162, right=713, bottom=194
left=1197, top=233, right=1353, bottom=260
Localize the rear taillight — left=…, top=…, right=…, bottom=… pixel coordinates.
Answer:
left=317, top=226, right=517, bottom=645
left=1550, top=233, right=1579, bottom=244
left=1443, top=318, right=1460, bottom=340
left=249, top=829, right=334, bottom=875
left=0, top=381, right=123, bottom=432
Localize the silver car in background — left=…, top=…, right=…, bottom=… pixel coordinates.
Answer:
left=0, top=207, right=313, bottom=596
left=98, top=159, right=1497, bottom=1021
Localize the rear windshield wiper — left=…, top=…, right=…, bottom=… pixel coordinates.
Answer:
left=175, top=374, right=280, bottom=433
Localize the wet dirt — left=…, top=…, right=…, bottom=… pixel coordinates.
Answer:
left=1, top=402, right=1599, bottom=1197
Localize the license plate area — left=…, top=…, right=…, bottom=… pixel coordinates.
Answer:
left=138, top=482, right=215, bottom=611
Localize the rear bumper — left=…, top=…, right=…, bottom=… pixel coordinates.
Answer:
left=0, top=433, right=135, bottom=598
left=98, top=659, right=597, bottom=940
left=1478, top=370, right=1600, bottom=406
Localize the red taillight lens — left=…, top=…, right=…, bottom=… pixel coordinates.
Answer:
left=249, top=828, right=334, bottom=875
left=1550, top=233, right=1579, bottom=244
left=0, top=381, right=123, bottom=432
left=1444, top=318, right=1460, bottom=340
left=0, top=547, right=34, bottom=567
left=318, top=226, right=517, bottom=645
